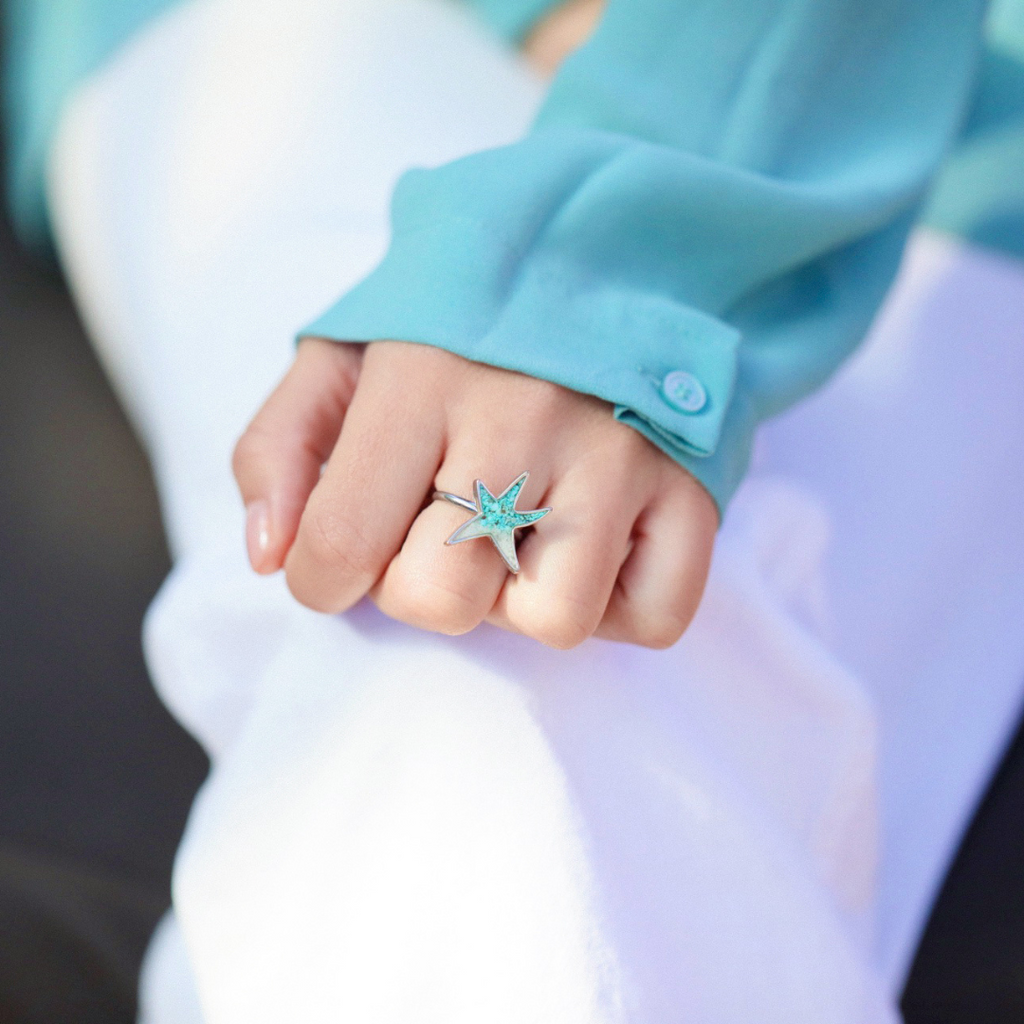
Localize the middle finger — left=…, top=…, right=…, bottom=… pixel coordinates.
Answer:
left=372, top=455, right=554, bottom=635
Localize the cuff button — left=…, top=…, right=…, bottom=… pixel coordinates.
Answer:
left=661, top=370, right=707, bottom=414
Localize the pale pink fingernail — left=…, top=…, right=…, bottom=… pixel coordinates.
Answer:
left=245, top=500, right=271, bottom=571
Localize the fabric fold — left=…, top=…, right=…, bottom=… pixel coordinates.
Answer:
left=301, top=0, right=985, bottom=513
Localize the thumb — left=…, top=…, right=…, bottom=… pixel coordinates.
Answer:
left=232, top=337, right=363, bottom=573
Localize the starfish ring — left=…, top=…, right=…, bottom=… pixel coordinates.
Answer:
left=433, top=471, right=551, bottom=574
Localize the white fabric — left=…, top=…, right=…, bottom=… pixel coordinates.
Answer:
left=46, top=0, right=1024, bottom=1020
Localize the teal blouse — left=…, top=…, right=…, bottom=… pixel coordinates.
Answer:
left=6, top=0, right=1024, bottom=515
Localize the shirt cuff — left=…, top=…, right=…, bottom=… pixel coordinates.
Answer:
left=299, top=215, right=743, bottom=514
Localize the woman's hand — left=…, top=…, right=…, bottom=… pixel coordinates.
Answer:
left=233, top=339, right=717, bottom=649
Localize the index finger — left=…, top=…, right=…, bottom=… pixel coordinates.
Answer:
left=283, top=342, right=445, bottom=614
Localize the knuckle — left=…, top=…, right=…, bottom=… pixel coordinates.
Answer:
left=302, top=504, right=386, bottom=582
left=502, top=374, right=568, bottom=430
left=631, top=596, right=700, bottom=650
left=608, top=423, right=654, bottom=471
left=573, top=421, right=652, bottom=482
left=520, top=597, right=595, bottom=650
left=523, top=374, right=566, bottom=412
left=633, top=614, right=689, bottom=650
left=386, top=578, right=483, bottom=635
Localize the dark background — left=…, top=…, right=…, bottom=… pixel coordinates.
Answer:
left=0, top=65, right=1023, bottom=1024
left=0, top=174, right=208, bottom=1017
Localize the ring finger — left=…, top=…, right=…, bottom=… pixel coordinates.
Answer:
left=371, top=456, right=554, bottom=636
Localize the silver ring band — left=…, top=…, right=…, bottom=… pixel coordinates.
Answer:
left=432, top=490, right=478, bottom=513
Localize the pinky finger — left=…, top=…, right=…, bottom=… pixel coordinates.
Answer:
left=595, top=477, right=717, bottom=649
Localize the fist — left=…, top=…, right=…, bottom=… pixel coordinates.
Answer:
left=233, top=339, right=717, bottom=649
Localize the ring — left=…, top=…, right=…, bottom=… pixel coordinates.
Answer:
left=433, top=471, right=552, bottom=574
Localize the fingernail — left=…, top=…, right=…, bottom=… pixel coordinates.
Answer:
left=245, top=500, right=271, bottom=571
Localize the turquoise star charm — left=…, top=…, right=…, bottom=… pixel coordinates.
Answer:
left=439, top=472, right=551, bottom=573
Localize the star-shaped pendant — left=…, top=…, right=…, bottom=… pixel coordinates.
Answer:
left=444, top=472, right=551, bottom=573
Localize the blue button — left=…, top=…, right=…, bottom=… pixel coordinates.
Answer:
left=660, top=370, right=707, bottom=414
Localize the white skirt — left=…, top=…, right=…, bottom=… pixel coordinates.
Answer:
left=46, top=0, right=1024, bottom=1020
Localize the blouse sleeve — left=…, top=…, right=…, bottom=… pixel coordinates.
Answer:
left=301, top=0, right=986, bottom=515
left=3, top=0, right=178, bottom=247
